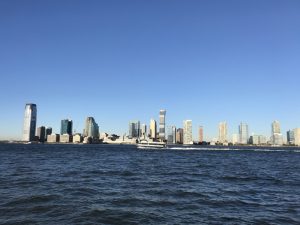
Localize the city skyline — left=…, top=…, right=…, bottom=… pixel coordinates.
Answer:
left=1, top=1, right=300, bottom=140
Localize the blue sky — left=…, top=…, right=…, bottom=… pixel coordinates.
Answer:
left=0, top=0, right=300, bottom=140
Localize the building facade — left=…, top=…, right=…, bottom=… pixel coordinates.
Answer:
left=293, top=128, right=300, bottom=146
left=218, top=121, right=227, bottom=143
left=239, top=122, right=249, bottom=144
left=183, top=120, right=193, bottom=144
left=128, top=120, right=140, bottom=139
left=84, top=117, right=99, bottom=138
left=159, top=110, right=166, bottom=141
left=176, top=128, right=183, bottom=144
left=198, top=126, right=203, bottom=143
left=149, top=119, right=157, bottom=139
left=287, top=130, right=295, bottom=145
left=22, top=103, right=37, bottom=142
left=61, top=119, right=73, bottom=135
left=271, top=120, right=283, bottom=145
left=141, top=124, right=147, bottom=140
left=36, top=126, right=46, bottom=142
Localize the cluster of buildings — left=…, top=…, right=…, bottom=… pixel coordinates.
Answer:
left=22, top=103, right=300, bottom=146
left=22, top=104, right=100, bottom=144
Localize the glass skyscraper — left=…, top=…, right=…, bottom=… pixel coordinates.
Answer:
left=60, top=119, right=73, bottom=135
left=84, top=117, right=99, bottom=138
left=239, top=122, right=249, bottom=144
left=159, top=109, right=166, bottom=141
left=22, top=103, right=37, bottom=142
left=128, top=120, right=140, bottom=139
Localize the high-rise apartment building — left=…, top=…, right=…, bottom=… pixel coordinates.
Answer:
left=239, top=122, right=249, bottom=144
left=176, top=128, right=183, bottom=144
left=22, top=103, right=37, bottom=142
left=183, top=120, right=193, bottom=144
left=149, top=119, right=157, bottom=139
left=198, top=126, right=203, bottom=143
left=293, top=128, right=300, bottom=146
left=84, top=117, right=99, bottom=138
left=232, top=133, right=239, bottom=145
left=159, top=110, right=166, bottom=141
left=61, top=119, right=73, bottom=135
left=272, top=120, right=281, bottom=134
left=271, top=120, right=283, bottom=145
left=128, top=120, right=140, bottom=139
left=218, top=121, right=227, bottom=143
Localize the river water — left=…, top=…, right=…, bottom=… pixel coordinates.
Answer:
left=0, top=144, right=299, bottom=224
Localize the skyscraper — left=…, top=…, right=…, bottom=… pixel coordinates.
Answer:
left=128, top=120, right=140, bottom=139
left=183, top=120, right=193, bottom=144
left=36, top=126, right=45, bottom=142
left=287, top=130, right=295, bottom=145
left=239, top=122, right=249, bottom=144
left=159, top=109, right=166, bottom=141
left=271, top=120, right=281, bottom=134
left=198, top=126, right=203, bottom=143
left=149, top=119, right=157, bottom=139
left=141, top=124, right=147, bottom=140
left=293, top=128, right=300, bottom=146
left=271, top=120, right=283, bottom=145
left=176, top=128, right=183, bottom=144
left=84, top=117, right=99, bottom=138
left=60, top=119, right=73, bottom=135
left=167, top=125, right=176, bottom=144
left=22, top=103, right=37, bottom=142
left=218, top=121, right=227, bottom=143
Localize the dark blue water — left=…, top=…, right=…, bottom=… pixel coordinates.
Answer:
left=0, top=144, right=299, bottom=224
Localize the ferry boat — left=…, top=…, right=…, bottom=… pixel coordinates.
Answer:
left=137, top=140, right=167, bottom=149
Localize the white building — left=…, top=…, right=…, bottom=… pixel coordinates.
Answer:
left=232, top=134, right=239, bottom=145
left=149, top=119, right=157, bottom=139
left=183, top=120, right=193, bottom=144
left=293, top=128, right=300, bottom=146
left=271, top=120, right=283, bottom=145
left=218, top=121, right=227, bottom=143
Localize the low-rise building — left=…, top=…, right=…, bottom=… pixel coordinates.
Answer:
left=47, top=134, right=59, bottom=143
left=60, top=134, right=72, bottom=143
left=73, top=134, right=83, bottom=143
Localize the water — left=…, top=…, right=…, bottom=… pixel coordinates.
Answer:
left=0, top=144, right=299, bottom=224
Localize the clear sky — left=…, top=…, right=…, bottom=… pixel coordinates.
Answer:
left=0, top=0, right=300, bottom=141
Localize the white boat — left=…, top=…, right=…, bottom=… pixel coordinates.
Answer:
left=137, top=141, right=167, bottom=149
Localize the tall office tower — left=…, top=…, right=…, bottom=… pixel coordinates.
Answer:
left=176, top=128, right=184, bottom=144
left=198, top=126, right=203, bottom=143
left=167, top=125, right=176, bottom=144
left=45, top=127, right=52, bottom=141
left=36, top=126, right=45, bottom=142
left=128, top=120, right=140, bottom=139
left=293, top=128, right=300, bottom=146
left=159, top=110, right=166, bottom=141
left=22, top=103, right=37, bottom=142
left=239, top=122, right=249, bottom=144
left=141, top=124, right=147, bottom=140
left=172, top=126, right=176, bottom=144
left=84, top=117, right=99, bottom=138
left=183, top=120, right=193, bottom=144
left=271, top=120, right=283, bottom=145
left=167, top=126, right=173, bottom=144
left=60, top=119, right=73, bottom=135
left=287, top=130, right=295, bottom=145
left=149, top=119, right=157, bottom=139
left=218, top=121, right=227, bottom=143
